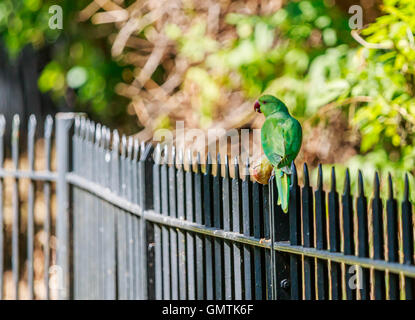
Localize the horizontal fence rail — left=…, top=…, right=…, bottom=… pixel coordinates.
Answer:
left=0, top=112, right=414, bottom=300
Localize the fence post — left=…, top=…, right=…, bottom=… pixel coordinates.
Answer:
left=56, top=113, right=76, bottom=300
left=269, top=172, right=291, bottom=300
left=139, top=143, right=154, bottom=299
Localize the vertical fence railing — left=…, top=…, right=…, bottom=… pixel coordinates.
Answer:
left=402, top=174, right=414, bottom=299
left=56, top=113, right=76, bottom=300
left=288, top=163, right=301, bottom=299
left=328, top=167, right=341, bottom=300
left=11, top=115, right=20, bottom=299
left=342, top=169, right=354, bottom=299
left=301, top=164, right=314, bottom=299
left=139, top=141, right=153, bottom=299
left=0, top=113, right=415, bottom=300
left=0, top=113, right=56, bottom=300
left=0, top=116, right=4, bottom=300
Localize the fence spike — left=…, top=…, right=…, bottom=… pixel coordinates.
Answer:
left=112, top=129, right=120, bottom=152
left=216, top=153, right=222, bottom=177
left=127, top=136, right=133, bottom=159
left=28, top=115, right=37, bottom=172
left=95, top=123, right=102, bottom=146
left=187, top=149, right=192, bottom=171
left=28, top=114, right=37, bottom=138
left=84, top=119, right=90, bottom=141
left=44, top=115, right=53, bottom=140
left=121, top=135, right=127, bottom=157
left=89, top=121, right=95, bottom=143
left=303, top=163, right=310, bottom=187
left=133, top=139, right=140, bottom=161
left=105, top=127, right=111, bottom=149
left=12, top=114, right=20, bottom=130
left=154, top=144, right=161, bottom=164
left=224, top=155, right=230, bottom=178
left=0, top=115, right=5, bottom=137
left=140, top=141, right=146, bottom=157
left=234, top=157, right=240, bottom=180
left=171, top=145, right=176, bottom=166
left=206, top=151, right=212, bottom=165
left=291, top=162, right=297, bottom=186
left=163, top=144, right=169, bottom=165
left=374, top=172, right=380, bottom=198
left=388, top=172, right=394, bottom=199
left=330, top=166, right=336, bottom=192
left=12, top=115, right=20, bottom=169
left=177, top=148, right=183, bottom=167
left=317, top=163, right=323, bottom=190
left=74, top=116, right=80, bottom=136
left=100, top=126, right=106, bottom=148
left=80, top=117, right=86, bottom=139
left=141, top=141, right=153, bottom=162
left=358, top=170, right=364, bottom=196
left=244, top=157, right=250, bottom=180
left=155, top=144, right=162, bottom=164
left=81, top=117, right=87, bottom=139
left=404, top=173, right=409, bottom=201
left=206, top=152, right=212, bottom=175
left=343, top=168, right=351, bottom=195
left=195, top=152, right=201, bottom=173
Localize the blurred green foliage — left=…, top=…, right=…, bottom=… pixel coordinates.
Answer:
left=167, top=0, right=415, bottom=186
left=0, top=0, right=135, bottom=132
left=344, top=0, right=415, bottom=178
left=167, top=0, right=353, bottom=124
left=1, top=0, right=415, bottom=188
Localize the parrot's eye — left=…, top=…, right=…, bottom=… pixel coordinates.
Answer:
left=254, top=101, right=262, bottom=113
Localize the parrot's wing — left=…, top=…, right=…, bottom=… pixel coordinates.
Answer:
left=261, top=117, right=286, bottom=167
left=261, top=115, right=302, bottom=168
left=281, top=116, right=302, bottom=164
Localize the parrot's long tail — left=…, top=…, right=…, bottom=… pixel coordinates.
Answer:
left=275, top=168, right=290, bottom=213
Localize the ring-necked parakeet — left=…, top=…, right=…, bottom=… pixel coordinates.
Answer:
left=254, top=95, right=302, bottom=213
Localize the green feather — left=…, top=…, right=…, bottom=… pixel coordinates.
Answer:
left=258, top=95, right=302, bottom=214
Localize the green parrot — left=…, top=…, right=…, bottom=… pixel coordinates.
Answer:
left=254, top=95, right=302, bottom=213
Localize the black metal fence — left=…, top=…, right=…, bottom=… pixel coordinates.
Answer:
left=0, top=113, right=414, bottom=300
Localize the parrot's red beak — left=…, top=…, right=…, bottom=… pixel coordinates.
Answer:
left=254, top=101, right=261, bottom=113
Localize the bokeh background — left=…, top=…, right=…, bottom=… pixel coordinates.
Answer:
left=1, top=0, right=414, bottom=188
